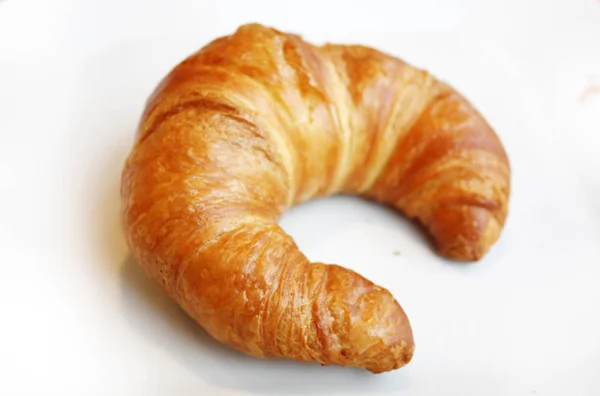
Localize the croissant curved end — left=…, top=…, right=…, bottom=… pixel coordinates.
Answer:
left=431, top=205, right=503, bottom=261
left=308, top=264, right=415, bottom=373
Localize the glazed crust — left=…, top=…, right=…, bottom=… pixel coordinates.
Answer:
left=121, top=24, right=510, bottom=373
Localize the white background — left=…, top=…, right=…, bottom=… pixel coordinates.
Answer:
left=1, top=0, right=599, bottom=395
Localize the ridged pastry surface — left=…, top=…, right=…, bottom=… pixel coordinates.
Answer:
left=121, top=24, right=510, bottom=373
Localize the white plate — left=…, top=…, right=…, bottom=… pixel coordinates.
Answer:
left=1, top=0, right=599, bottom=395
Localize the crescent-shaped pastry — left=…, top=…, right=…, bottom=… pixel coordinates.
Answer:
left=121, top=24, right=510, bottom=373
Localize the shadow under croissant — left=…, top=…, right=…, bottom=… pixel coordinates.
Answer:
left=120, top=255, right=414, bottom=394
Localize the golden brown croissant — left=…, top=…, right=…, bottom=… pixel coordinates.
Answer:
left=121, top=23, right=510, bottom=374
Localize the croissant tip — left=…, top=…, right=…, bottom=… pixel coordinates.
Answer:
left=453, top=227, right=502, bottom=262
left=439, top=247, right=489, bottom=263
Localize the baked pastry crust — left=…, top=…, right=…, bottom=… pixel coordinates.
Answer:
left=121, top=24, right=510, bottom=373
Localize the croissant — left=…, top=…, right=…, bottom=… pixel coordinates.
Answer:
left=121, top=23, right=510, bottom=374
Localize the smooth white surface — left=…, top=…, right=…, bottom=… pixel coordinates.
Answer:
left=1, top=0, right=599, bottom=395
